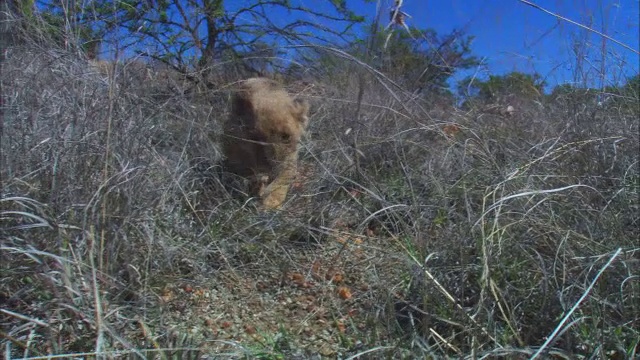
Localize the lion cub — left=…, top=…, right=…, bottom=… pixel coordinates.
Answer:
left=222, top=78, right=309, bottom=209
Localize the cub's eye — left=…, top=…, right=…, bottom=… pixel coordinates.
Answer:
left=280, top=133, right=291, bottom=142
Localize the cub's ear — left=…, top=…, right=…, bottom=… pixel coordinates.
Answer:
left=293, top=98, right=310, bottom=124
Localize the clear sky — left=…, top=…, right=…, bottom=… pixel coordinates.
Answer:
left=394, top=0, right=639, bottom=88
left=83, top=0, right=639, bottom=90
left=294, top=0, right=640, bottom=90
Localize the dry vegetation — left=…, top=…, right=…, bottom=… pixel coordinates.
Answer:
left=1, top=34, right=639, bottom=359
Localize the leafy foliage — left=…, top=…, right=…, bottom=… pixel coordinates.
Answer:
left=459, top=71, right=546, bottom=102
left=296, top=24, right=478, bottom=98
left=547, top=74, right=639, bottom=118
left=363, top=26, right=478, bottom=95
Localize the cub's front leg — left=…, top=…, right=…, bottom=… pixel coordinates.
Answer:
left=260, top=152, right=299, bottom=209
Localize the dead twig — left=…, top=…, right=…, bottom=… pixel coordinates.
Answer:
left=519, top=0, right=639, bottom=55
left=384, top=0, right=415, bottom=49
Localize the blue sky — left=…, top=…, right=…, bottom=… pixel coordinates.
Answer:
left=293, top=0, right=639, bottom=89
left=391, top=0, right=639, bottom=88
left=60, top=0, right=638, bottom=90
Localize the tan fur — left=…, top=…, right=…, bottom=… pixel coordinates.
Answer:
left=222, top=78, right=310, bottom=209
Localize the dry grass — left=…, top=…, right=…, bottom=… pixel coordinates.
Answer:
left=1, top=38, right=638, bottom=359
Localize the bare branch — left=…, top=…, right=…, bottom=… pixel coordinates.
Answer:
left=519, top=0, right=639, bottom=55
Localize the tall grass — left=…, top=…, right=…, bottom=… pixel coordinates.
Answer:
left=1, top=20, right=638, bottom=360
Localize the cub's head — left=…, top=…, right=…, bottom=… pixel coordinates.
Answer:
left=231, top=77, right=310, bottom=163
left=262, top=97, right=309, bottom=164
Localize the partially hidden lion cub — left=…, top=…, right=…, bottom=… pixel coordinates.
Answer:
left=222, top=78, right=310, bottom=209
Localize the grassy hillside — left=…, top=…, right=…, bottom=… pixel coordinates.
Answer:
left=1, top=40, right=638, bottom=359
